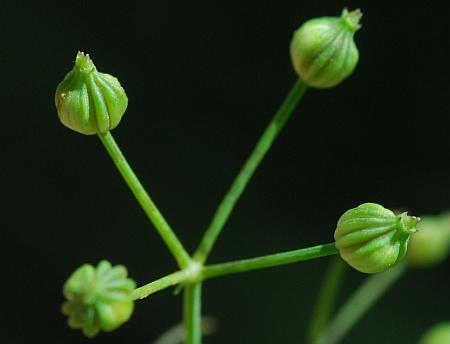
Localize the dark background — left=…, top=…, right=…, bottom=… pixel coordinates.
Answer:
left=2, top=1, right=449, bottom=343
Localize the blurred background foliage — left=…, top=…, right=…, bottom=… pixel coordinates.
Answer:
left=2, top=1, right=449, bottom=343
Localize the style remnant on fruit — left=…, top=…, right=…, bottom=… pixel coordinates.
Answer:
left=290, top=8, right=362, bottom=89
left=62, top=260, right=136, bottom=337
left=55, top=52, right=128, bottom=135
left=334, top=203, right=419, bottom=273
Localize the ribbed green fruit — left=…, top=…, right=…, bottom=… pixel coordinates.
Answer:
left=62, top=260, right=136, bottom=337
left=55, top=52, right=128, bottom=135
left=334, top=203, right=419, bottom=273
left=290, top=8, right=362, bottom=89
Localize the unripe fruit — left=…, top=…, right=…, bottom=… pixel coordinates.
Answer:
left=55, top=52, right=128, bottom=135
left=334, top=203, right=419, bottom=273
left=62, top=260, right=136, bottom=337
left=290, top=8, right=361, bottom=89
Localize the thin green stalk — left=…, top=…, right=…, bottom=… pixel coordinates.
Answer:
left=184, top=283, right=202, bottom=344
left=202, top=243, right=338, bottom=279
left=98, top=131, right=191, bottom=269
left=132, top=243, right=337, bottom=301
left=316, top=263, right=407, bottom=344
left=193, top=79, right=308, bottom=264
left=307, top=257, right=346, bottom=344
left=132, top=270, right=192, bottom=300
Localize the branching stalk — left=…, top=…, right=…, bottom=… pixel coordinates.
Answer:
left=132, top=243, right=339, bottom=300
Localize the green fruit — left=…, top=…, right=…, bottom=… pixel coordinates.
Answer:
left=407, top=213, right=450, bottom=267
left=334, top=203, right=419, bottom=273
left=62, top=260, right=136, bottom=337
left=96, top=301, right=134, bottom=332
left=419, top=322, right=450, bottom=344
left=290, top=8, right=361, bottom=89
left=55, top=52, right=128, bottom=135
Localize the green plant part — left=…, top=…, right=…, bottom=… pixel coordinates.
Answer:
left=55, top=52, right=128, bottom=135
left=419, top=322, right=450, bottom=344
left=407, top=213, right=450, bottom=267
left=62, top=260, right=136, bottom=337
left=54, top=8, right=435, bottom=342
left=290, top=8, right=361, bottom=89
left=334, top=203, right=419, bottom=273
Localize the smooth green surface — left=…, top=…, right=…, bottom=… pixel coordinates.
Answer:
left=184, top=283, right=202, bottom=344
left=316, top=263, right=406, bottom=344
left=307, top=257, right=346, bottom=344
left=98, top=131, right=191, bottom=268
left=132, top=270, right=192, bottom=300
left=202, top=243, right=338, bottom=279
left=419, top=322, right=450, bottom=344
left=408, top=213, right=450, bottom=267
left=193, top=78, right=308, bottom=264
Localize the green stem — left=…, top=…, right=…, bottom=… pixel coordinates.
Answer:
left=98, top=131, right=191, bottom=269
left=316, top=263, right=407, bottom=344
left=193, top=79, right=308, bottom=264
left=184, top=283, right=202, bottom=344
left=132, top=243, right=338, bottom=300
left=307, top=257, right=346, bottom=344
left=202, top=243, right=338, bottom=279
left=132, top=270, right=192, bottom=300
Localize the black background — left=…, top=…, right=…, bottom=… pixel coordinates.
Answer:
left=2, top=1, right=449, bottom=343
